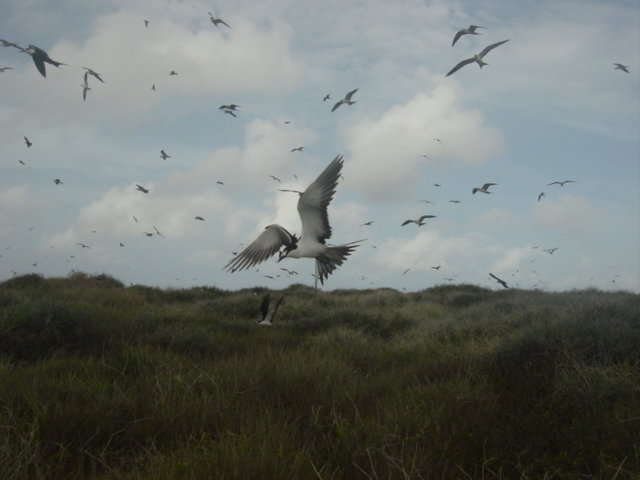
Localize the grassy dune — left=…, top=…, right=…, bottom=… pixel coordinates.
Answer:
left=0, top=272, right=638, bottom=479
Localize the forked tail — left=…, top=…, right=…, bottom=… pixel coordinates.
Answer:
left=314, top=239, right=365, bottom=290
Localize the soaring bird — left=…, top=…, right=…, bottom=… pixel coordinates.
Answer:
left=0, top=66, right=14, bottom=72
left=160, top=150, right=170, bottom=160
left=83, top=67, right=105, bottom=83
left=169, top=70, right=178, bottom=75
left=223, top=109, right=237, bottom=117
left=548, top=180, right=575, bottom=186
left=24, top=136, right=32, bottom=148
left=452, top=25, right=485, bottom=46
left=472, top=183, right=497, bottom=194
left=1, top=39, right=23, bottom=49
left=401, top=215, right=436, bottom=226
left=219, top=104, right=240, bottom=111
left=144, top=20, right=150, bottom=27
left=446, top=39, right=509, bottom=76
left=23, top=44, right=66, bottom=77
left=224, top=155, right=363, bottom=289
left=81, top=74, right=90, bottom=101
left=135, top=184, right=149, bottom=194
left=53, top=178, right=63, bottom=185
left=538, top=192, right=545, bottom=202
left=331, top=88, right=358, bottom=112
left=258, top=294, right=284, bottom=326
left=543, top=247, right=558, bottom=255
left=613, top=63, right=630, bottom=73
left=323, top=94, right=331, bottom=102
left=291, top=146, right=304, bottom=152
left=208, top=12, right=230, bottom=28
left=489, top=272, right=509, bottom=288
left=195, top=216, right=205, bottom=221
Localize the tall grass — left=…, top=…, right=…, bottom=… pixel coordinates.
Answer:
left=0, top=273, right=638, bottom=479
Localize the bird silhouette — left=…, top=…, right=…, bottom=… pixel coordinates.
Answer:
left=331, top=88, right=358, bottom=112
left=446, top=40, right=509, bottom=76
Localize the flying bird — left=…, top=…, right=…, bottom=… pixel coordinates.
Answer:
left=291, top=146, right=304, bottom=152
left=538, top=192, right=545, bottom=202
left=24, top=136, right=32, bottom=148
left=18, top=160, right=26, bottom=165
left=81, top=75, right=90, bottom=101
left=169, top=70, right=178, bottom=75
left=543, top=247, right=558, bottom=255
left=548, top=180, right=575, bottom=186
left=258, top=294, right=284, bottom=326
left=23, top=44, right=66, bottom=77
left=135, top=184, right=149, bottom=194
left=160, top=150, right=171, bottom=160
left=359, top=221, right=373, bottom=227
left=401, top=215, right=436, bottom=226
left=613, top=63, right=630, bottom=73
left=144, top=20, right=150, bottom=27
left=472, top=183, right=497, bottom=194
left=83, top=67, right=105, bottom=83
left=195, top=216, right=205, bottom=221
left=208, top=12, right=230, bottom=28
left=489, top=272, right=509, bottom=289
left=268, top=175, right=281, bottom=183
left=0, top=66, right=14, bottom=72
left=446, top=39, right=510, bottom=77
left=452, top=25, right=485, bottom=46
left=331, top=88, right=358, bottom=112
left=323, top=94, right=331, bottom=102
left=223, top=109, right=237, bottom=117
left=219, top=104, right=240, bottom=111
left=224, top=155, right=363, bottom=289
left=53, top=178, right=63, bottom=185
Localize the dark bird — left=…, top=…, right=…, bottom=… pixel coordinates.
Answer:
left=223, top=109, right=237, bottom=117
left=401, top=215, right=436, bottom=226
left=449, top=200, right=461, bottom=203
left=452, top=25, right=485, bottom=46
left=359, top=221, right=373, bottom=227
left=538, top=192, right=545, bottom=202
left=258, top=293, right=284, bottom=326
left=219, top=104, right=240, bottom=111
left=23, top=44, right=67, bottom=77
left=24, top=136, right=32, bottom=148
left=268, top=175, right=281, bottom=183
left=613, top=63, right=630, bottom=73
left=119, top=242, right=125, bottom=247
left=151, top=84, right=156, bottom=90
left=1, top=39, right=23, bottom=49
left=153, top=225, right=163, bottom=237
left=135, top=184, right=149, bottom=194
left=169, top=70, right=178, bottom=75
left=331, top=88, right=358, bottom=112
left=224, top=155, right=364, bottom=289
left=489, top=272, right=509, bottom=288
left=81, top=74, right=90, bottom=101
left=0, top=66, right=14, bottom=72
left=195, top=216, right=205, bottom=221
left=291, top=146, right=304, bottom=152
left=18, top=160, right=25, bottom=165
left=431, top=265, right=441, bottom=270
left=548, top=180, right=575, bottom=187
left=143, top=232, right=154, bottom=237
left=144, top=20, right=150, bottom=27
left=402, top=268, right=410, bottom=275
left=208, top=12, right=230, bottom=28
left=217, top=181, right=224, bottom=185
left=53, top=178, right=63, bottom=185
left=446, top=39, right=509, bottom=76
left=83, top=67, right=105, bottom=83
left=472, top=183, right=497, bottom=194
left=76, top=242, right=91, bottom=249
left=160, top=150, right=171, bottom=160
left=323, top=94, right=331, bottom=102
left=280, top=267, right=298, bottom=275
left=543, top=247, right=558, bottom=255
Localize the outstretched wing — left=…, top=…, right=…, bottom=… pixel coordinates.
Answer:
left=478, top=39, right=509, bottom=59
left=344, top=88, right=358, bottom=101
left=451, top=29, right=465, bottom=46
left=297, top=155, right=343, bottom=243
left=31, top=51, right=47, bottom=77
left=446, top=57, right=474, bottom=76
left=224, top=224, right=294, bottom=272
left=482, top=183, right=497, bottom=190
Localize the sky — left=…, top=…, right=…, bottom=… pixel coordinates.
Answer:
left=0, top=0, right=639, bottom=292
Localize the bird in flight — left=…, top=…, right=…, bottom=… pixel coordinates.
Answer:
left=258, top=293, right=284, bottom=326
left=53, top=178, right=63, bottom=185
left=489, top=272, right=509, bottom=288
left=268, top=175, right=281, bottom=183
left=219, top=104, right=240, bottom=111
left=359, top=220, right=373, bottom=227
left=613, top=63, right=630, bottom=73
left=452, top=25, right=485, bottom=46
left=19, top=160, right=26, bottom=165
left=548, top=180, right=575, bottom=186
left=83, top=67, right=105, bottom=83
left=160, top=150, right=171, bottom=160
left=331, top=88, right=358, bottom=112
left=144, top=20, right=150, bottom=27
left=401, top=215, right=436, bottom=226
left=223, top=109, right=237, bottom=117
left=169, top=70, right=178, bottom=76
left=538, top=192, right=545, bottom=202
left=81, top=74, right=90, bottom=101
left=446, top=39, right=509, bottom=76
left=136, top=184, right=149, bottom=194
left=195, top=216, right=205, bottom=221
left=472, top=183, right=497, bottom=194
left=208, top=12, right=230, bottom=28
left=23, top=44, right=66, bottom=77
left=543, top=247, right=558, bottom=255
left=0, top=66, right=14, bottom=72
left=290, top=146, right=304, bottom=152
left=24, top=136, right=32, bottom=148
left=323, top=94, right=331, bottom=102
left=224, top=155, right=364, bottom=289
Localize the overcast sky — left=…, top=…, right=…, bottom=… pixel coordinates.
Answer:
left=1, top=0, right=638, bottom=292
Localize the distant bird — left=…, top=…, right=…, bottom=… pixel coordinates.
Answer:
left=53, top=178, right=63, bottom=185
left=23, top=44, right=66, bottom=77
left=81, top=75, right=90, bottom=101
left=472, top=183, right=497, bottom=194
left=224, top=155, right=364, bottom=289
left=169, top=70, right=178, bottom=76
left=446, top=39, right=509, bottom=77
left=359, top=221, right=373, bottom=227
left=489, top=272, right=509, bottom=288
left=418, top=154, right=432, bottom=160
left=135, top=184, right=149, bottom=194
left=195, top=216, right=205, bottom=221
left=538, top=192, right=545, bottom=202
left=24, top=136, right=32, bottom=148
left=323, top=94, right=331, bottom=102
left=402, top=268, right=410, bottom=276
left=0, top=66, right=14, bottom=72
left=144, top=20, right=150, bottom=27
left=548, top=180, right=575, bottom=187
left=268, top=175, right=281, bottom=183
left=76, top=242, right=91, bottom=249
left=451, top=25, right=485, bottom=46
left=280, top=267, right=298, bottom=275
left=433, top=183, right=441, bottom=187
left=219, top=104, right=240, bottom=111
left=433, top=138, right=444, bottom=146
left=258, top=294, right=284, bottom=326
left=208, top=12, right=230, bottom=28
left=153, top=225, right=163, bottom=237
left=160, top=150, right=170, bottom=160
left=291, top=146, right=304, bottom=152
left=19, top=160, right=26, bottom=165
left=223, top=109, right=237, bottom=117
left=331, top=88, right=358, bottom=112
left=431, top=265, right=441, bottom=270
left=83, top=67, right=105, bottom=83
left=133, top=216, right=138, bottom=223
left=401, top=215, right=436, bottom=226
left=119, top=242, right=125, bottom=247
left=613, top=63, right=630, bottom=73
left=143, top=232, right=154, bottom=237
left=1, top=39, right=23, bottom=49
left=449, top=200, right=461, bottom=203
left=151, top=84, right=156, bottom=90
left=216, top=181, right=224, bottom=185
left=543, top=247, right=558, bottom=255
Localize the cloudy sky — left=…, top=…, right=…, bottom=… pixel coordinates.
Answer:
left=1, top=0, right=638, bottom=292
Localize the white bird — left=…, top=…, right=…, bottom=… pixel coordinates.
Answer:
left=258, top=293, right=284, bottom=326
left=446, top=39, right=509, bottom=76
left=331, top=88, right=358, bottom=112
left=472, top=183, right=497, bottom=194
left=224, top=155, right=364, bottom=289
left=452, top=25, right=485, bottom=46
left=23, top=44, right=66, bottom=77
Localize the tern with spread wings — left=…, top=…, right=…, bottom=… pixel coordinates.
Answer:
left=224, top=155, right=363, bottom=289
left=446, top=39, right=509, bottom=76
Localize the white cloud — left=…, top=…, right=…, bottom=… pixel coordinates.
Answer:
left=533, top=194, right=606, bottom=238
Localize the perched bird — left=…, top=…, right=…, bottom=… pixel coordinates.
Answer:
left=613, top=63, right=630, bottom=73
left=135, top=184, right=149, bottom=194
left=0, top=66, right=14, bottom=72
left=472, top=183, right=497, bottom=194
left=160, top=150, right=170, bottom=160
left=53, top=178, right=63, bottom=185
left=24, top=136, right=32, bottom=148
left=489, top=272, right=509, bottom=288
left=258, top=294, right=284, bottom=326
left=291, top=146, right=304, bottom=152
left=548, top=180, right=575, bottom=186
left=23, top=44, right=66, bottom=77
left=331, top=88, right=358, bottom=112
left=224, top=155, right=364, bottom=289
left=452, top=25, right=485, bottom=46
left=323, top=94, right=331, bottom=102
left=83, top=67, right=105, bottom=83
left=446, top=39, right=509, bottom=76
left=401, top=215, right=436, bottom=226
left=208, top=12, right=230, bottom=28
left=538, top=192, right=545, bottom=202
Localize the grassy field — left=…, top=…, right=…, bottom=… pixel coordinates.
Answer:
left=0, top=272, right=638, bottom=479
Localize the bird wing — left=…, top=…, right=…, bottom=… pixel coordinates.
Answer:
left=224, top=224, right=294, bottom=272
left=297, top=155, right=343, bottom=243
left=31, top=51, right=47, bottom=77
left=331, top=100, right=344, bottom=112
left=217, top=19, right=230, bottom=27
left=401, top=219, right=414, bottom=226
left=446, top=57, right=474, bottom=76
left=417, top=215, right=436, bottom=222
left=478, top=39, right=509, bottom=59
left=482, top=183, right=497, bottom=190
left=451, top=29, right=465, bottom=46
left=344, top=88, right=358, bottom=101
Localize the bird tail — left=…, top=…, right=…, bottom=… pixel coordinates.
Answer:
left=314, top=240, right=365, bottom=289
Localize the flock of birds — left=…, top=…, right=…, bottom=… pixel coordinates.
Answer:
left=0, top=12, right=633, bottom=295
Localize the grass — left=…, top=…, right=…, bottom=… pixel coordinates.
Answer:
left=0, top=273, right=638, bottom=479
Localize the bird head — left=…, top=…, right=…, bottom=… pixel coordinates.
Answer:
left=277, top=234, right=298, bottom=261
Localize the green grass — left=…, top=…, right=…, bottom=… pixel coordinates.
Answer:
left=0, top=273, right=638, bottom=479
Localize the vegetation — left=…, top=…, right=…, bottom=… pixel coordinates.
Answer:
left=0, top=272, right=638, bottom=479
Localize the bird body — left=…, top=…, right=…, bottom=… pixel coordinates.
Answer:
left=472, top=183, right=497, bottom=194
left=23, top=44, right=66, bottom=77
left=452, top=25, right=485, bottom=46
left=446, top=39, right=509, bottom=76
left=331, top=88, right=358, bottom=112
left=613, top=63, right=629, bottom=73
